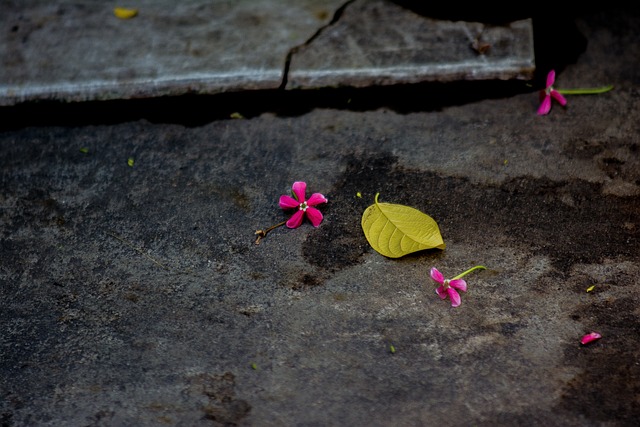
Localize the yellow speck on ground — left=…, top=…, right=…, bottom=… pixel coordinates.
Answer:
left=114, top=7, right=138, bottom=19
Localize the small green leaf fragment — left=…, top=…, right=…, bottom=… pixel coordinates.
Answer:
left=127, top=157, right=134, bottom=167
left=251, top=363, right=258, bottom=370
left=79, top=147, right=89, bottom=154
left=586, top=285, right=596, bottom=293
left=356, top=192, right=362, bottom=198
left=389, top=344, right=396, bottom=354
left=230, top=112, right=244, bottom=119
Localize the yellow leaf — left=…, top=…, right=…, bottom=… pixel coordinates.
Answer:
left=114, top=7, right=138, bottom=19
left=361, top=193, right=445, bottom=258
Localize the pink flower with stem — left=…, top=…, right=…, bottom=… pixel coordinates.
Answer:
left=430, top=265, right=486, bottom=307
left=255, top=181, right=327, bottom=244
left=537, top=70, right=614, bottom=115
left=537, top=70, right=567, bottom=115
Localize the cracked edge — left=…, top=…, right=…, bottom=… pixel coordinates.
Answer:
left=282, top=1, right=536, bottom=90
left=279, top=0, right=357, bottom=90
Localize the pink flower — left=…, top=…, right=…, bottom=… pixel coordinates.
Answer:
left=538, top=70, right=568, bottom=115
left=430, top=267, right=467, bottom=307
left=279, top=181, right=328, bottom=229
left=580, top=332, right=602, bottom=345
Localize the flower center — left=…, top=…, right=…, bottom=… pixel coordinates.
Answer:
left=299, top=201, right=308, bottom=211
left=442, top=279, right=451, bottom=289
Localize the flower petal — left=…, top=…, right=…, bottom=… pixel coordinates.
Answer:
left=539, top=90, right=547, bottom=102
left=550, top=90, right=567, bottom=106
left=286, top=210, right=304, bottom=228
left=307, top=193, right=328, bottom=206
left=305, top=207, right=324, bottom=227
left=449, top=279, right=467, bottom=292
left=279, top=195, right=300, bottom=209
left=537, top=95, right=552, bottom=115
left=546, top=70, right=556, bottom=88
left=580, top=332, right=602, bottom=345
left=430, top=267, right=445, bottom=284
left=435, top=285, right=447, bottom=299
left=291, top=181, right=307, bottom=203
left=448, top=288, right=461, bottom=307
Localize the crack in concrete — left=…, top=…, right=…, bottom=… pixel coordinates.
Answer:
left=279, top=0, right=357, bottom=90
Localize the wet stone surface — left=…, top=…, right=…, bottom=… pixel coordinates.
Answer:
left=306, top=153, right=639, bottom=273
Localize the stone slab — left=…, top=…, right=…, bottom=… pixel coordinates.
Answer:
left=0, top=0, right=534, bottom=106
left=0, top=0, right=344, bottom=105
left=287, top=0, right=535, bottom=89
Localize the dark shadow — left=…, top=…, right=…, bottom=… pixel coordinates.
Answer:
left=0, top=79, right=533, bottom=131
left=531, top=14, right=588, bottom=85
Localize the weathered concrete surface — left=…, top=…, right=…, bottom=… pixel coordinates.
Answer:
left=0, top=0, right=533, bottom=106
left=1, top=5, right=639, bottom=427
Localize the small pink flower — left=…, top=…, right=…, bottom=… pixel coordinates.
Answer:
left=279, top=181, right=328, bottom=229
left=580, top=332, right=602, bottom=345
left=430, top=267, right=467, bottom=307
left=538, top=70, right=567, bottom=115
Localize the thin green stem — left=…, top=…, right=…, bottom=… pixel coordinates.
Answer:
left=556, top=85, right=614, bottom=95
left=452, top=265, right=487, bottom=280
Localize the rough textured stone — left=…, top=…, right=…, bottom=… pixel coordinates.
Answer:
left=0, top=0, right=344, bottom=105
left=287, top=0, right=535, bottom=89
left=1, top=5, right=639, bottom=427
left=0, top=0, right=533, bottom=106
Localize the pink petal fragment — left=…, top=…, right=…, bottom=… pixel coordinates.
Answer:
left=291, top=181, right=307, bottom=203
left=546, top=70, right=556, bottom=88
left=436, top=285, right=447, bottom=299
left=307, top=193, right=328, bottom=206
left=305, top=207, right=324, bottom=227
left=550, top=90, right=567, bottom=106
left=286, top=210, right=304, bottom=229
left=430, top=268, right=445, bottom=284
left=448, top=288, right=461, bottom=307
left=580, top=332, right=602, bottom=345
left=449, top=279, right=467, bottom=292
left=537, top=95, right=551, bottom=115
left=279, top=195, right=300, bottom=209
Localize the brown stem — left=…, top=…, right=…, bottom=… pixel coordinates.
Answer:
left=254, top=220, right=287, bottom=244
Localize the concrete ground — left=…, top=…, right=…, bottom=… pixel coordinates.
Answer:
left=1, top=2, right=639, bottom=427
